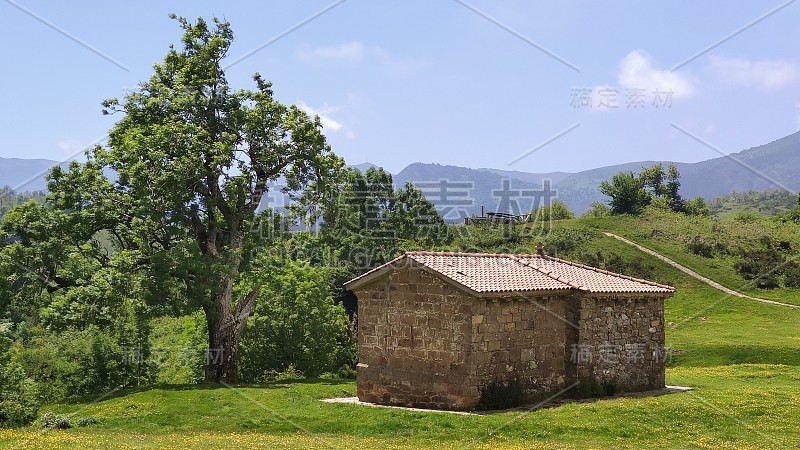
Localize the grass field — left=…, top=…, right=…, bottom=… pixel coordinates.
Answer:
left=2, top=220, right=799, bottom=449
left=580, top=209, right=800, bottom=306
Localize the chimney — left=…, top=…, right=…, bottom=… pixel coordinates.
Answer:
left=536, top=243, right=545, bottom=256
left=481, top=205, right=485, bottom=217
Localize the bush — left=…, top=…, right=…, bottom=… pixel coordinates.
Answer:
left=534, top=201, right=575, bottom=221
left=573, top=375, right=617, bottom=399
left=583, top=201, right=611, bottom=218
left=542, top=227, right=596, bottom=257
left=684, top=197, right=710, bottom=216
left=15, top=327, right=134, bottom=403
left=76, top=416, right=98, bottom=427
left=686, top=237, right=714, bottom=258
left=733, top=210, right=761, bottom=224
left=477, top=378, right=526, bottom=410
left=239, top=260, right=353, bottom=382
left=0, top=360, right=40, bottom=427
left=782, top=262, right=800, bottom=288
left=39, top=412, right=72, bottom=430
left=579, top=251, right=656, bottom=281
left=0, top=400, right=39, bottom=428
left=734, top=248, right=784, bottom=289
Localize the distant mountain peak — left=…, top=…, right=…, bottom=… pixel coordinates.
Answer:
left=349, top=162, right=388, bottom=174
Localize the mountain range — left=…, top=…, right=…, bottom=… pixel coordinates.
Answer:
left=3, top=129, right=799, bottom=216
left=391, top=129, right=800, bottom=216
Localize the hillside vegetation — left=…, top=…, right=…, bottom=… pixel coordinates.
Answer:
left=3, top=212, right=799, bottom=449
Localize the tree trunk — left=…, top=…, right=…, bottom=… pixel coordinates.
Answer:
left=203, top=279, right=260, bottom=383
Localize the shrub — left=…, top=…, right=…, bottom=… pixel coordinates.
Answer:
left=39, top=412, right=72, bottom=430
left=683, top=197, right=710, bottom=216
left=0, top=360, right=40, bottom=427
left=573, top=375, right=617, bottom=399
left=733, top=210, right=760, bottom=224
left=15, top=327, right=132, bottom=403
left=579, top=251, right=656, bottom=281
left=76, top=416, right=98, bottom=427
left=734, top=248, right=784, bottom=289
left=239, top=260, right=352, bottom=382
left=542, top=227, right=595, bottom=257
left=477, top=378, right=526, bottom=410
left=0, top=400, right=39, bottom=428
left=583, top=201, right=611, bottom=218
left=534, top=201, right=575, bottom=221
left=782, top=262, right=800, bottom=288
left=687, top=237, right=714, bottom=258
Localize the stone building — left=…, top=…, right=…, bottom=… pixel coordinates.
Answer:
left=344, top=250, right=675, bottom=410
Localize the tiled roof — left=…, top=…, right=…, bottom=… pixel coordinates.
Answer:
left=344, top=251, right=674, bottom=295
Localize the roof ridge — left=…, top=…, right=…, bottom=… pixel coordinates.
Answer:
left=534, top=253, right=675, bottom=291
left=404, top=251, right=516, bottom=258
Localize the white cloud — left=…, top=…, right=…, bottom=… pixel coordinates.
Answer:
left=297, top=42, right=426, bottom=76
left=371, top=47, right=428, bottom=76
left=297, top=101, right=354, bottom=138
left=617, top=50, right=695, bottom=99
left=56, top=139, right=87, bottom=156
left=707, top=55, right=800, bottom=90
left=297, top=42, right=366, bottom=63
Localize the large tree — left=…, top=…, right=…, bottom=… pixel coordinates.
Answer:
left=600, top=163, right=685, bottom=215
left=598, top=171, right=650, bottom=215
left=319, top=167, right=449, bottom=272
left=42, top=16, right=343, bottom=383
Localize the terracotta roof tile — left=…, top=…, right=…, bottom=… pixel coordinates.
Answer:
left=344, top=251, right=675, bottom=295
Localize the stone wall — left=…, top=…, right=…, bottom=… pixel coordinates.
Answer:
left=466, top=294, right=573, bottom=398
left=574, top=294, right=666, bottom=390
left=354, top=265, right=668, bottom=410
left=355, top=266, right=474, bottom=409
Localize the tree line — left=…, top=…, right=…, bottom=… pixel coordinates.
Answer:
left=0, top=16, right=453, bottom=426
left=598, top=163, right=708, bottom=216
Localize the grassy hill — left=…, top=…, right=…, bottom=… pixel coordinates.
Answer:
left=707, top=190, right=797, bottom=219
left=2, top=212, right=800, bottom=449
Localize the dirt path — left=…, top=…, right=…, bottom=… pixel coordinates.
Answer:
left=603, top=232, right=800, bottom=309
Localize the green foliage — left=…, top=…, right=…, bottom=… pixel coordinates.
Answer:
left=148, top=316, right=206, bottom=385
left=573, top=374, right=617, bottom=399
left=782, top=261, right=800, bottom=288
left=686, top=237, right=714, bottom=258
left=0, top=15, right=346, bottom=384
left=708, top=190, right=796, bottom=218
left=582, top=201, right=611, bottom=218
left=477, top=378, right=526, bottom=410
left=541, top=226, right=598, bottom=257
left=76, top=416, right=98, bottom=427
left=600, top=163, right=685, bottom=215
left=683, top=196, right=710, bottom=216
left=0, top=187, right=46, bottom=220
left=534, top=200, right=575, bottom=221
left=13, top=326, right=141, bottom=402
left=0, top=360, right=40, bottom=427
left=39, top=412, right=72, bottom=429
left=732, top=210, right=761, bottom=223
left=599, top=171, right=650, bottom=215
left=577, top=251, right=655, bottom=280
left=733, top=247, right=784, bottom=289
left=320, top=167, right=449, bottom=274
left=238, top=259, right=353, bottom=381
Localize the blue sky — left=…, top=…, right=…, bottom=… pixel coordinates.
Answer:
left=1, top=0, right=799, bottom=174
